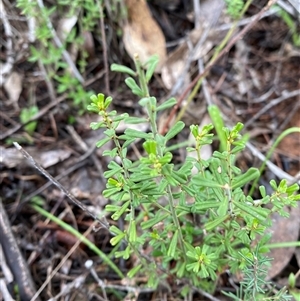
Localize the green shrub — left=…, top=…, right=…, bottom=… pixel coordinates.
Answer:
left=87, top=56, right=299, bottom=299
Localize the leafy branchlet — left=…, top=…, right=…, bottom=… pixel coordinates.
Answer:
left=87, top=56, right=299, bottom=298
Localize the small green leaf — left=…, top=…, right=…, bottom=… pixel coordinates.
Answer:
left=127, top=264, right=142, bottom=278
left=211, top=187, right=225, bottom=203
left=103, top=187, right=121, bottom=198
left=110, top=233, right=125, bottom=246
left=190, top=124, right=199, bottom=138
left=193, top=201, right=220, bottom=212
left=231, top=167, right=260, bottom=189
left=145, top=55, right=159, bottom=82
left=103, top=148, right=118, bottom=158
left=191, top=175, right=222, bottom=188
left=210, top=158, right=226, bottom=185
left=165, top=121, right=185, bottom=141
left=217, top=199, right=228, bottom=217
left=205, top=214, right=229, bottom=231
left=233, top=200, right=269, bottom=222
left=20, top=106, right=39, bottom=134
left=138, top=97, right=152, bottom=107
left=122, top=138, right=136, bottom=148
left=270, top=179, right=277, bottom=190
left=291, top=290, right=300, bottom=301
left=171, top=170, right=187, bottom=184
left=143, top=140, right=157, bottom=155
left=128, top=219, right=137, bottom=242
left=110, top=225, right=123, bottom=235
left=111, top=201, right=130, bottom=220
left=87, top=105, right=101, bottom=114
left=286, top=183, right=299, bottom=194
left=124, top=116, right=148, bottom=124
left=177, top=263, right=187, bottom=278
left=105, top=204, right=121, bottom=212
left=159, top=152, right=173, bottom=164
left=90, top=121, right=106, bottom=131
left=288, top=273, right=296, bottom=288
left=231, top=144, right=245, bottom=154
left=167, top=229, right=178, bottom=257
left=176, top=205, right=191, bottom=215
left=104, top=162, right=123, bottom=178
left=208, top=105, right=227, bottom=152
left=123, top=128, right=152, bottom=139
left=181, top=184, right=195, bottom=196
left=141, top=213, right=169, bottom=229
left=115, top=245, right=131, bottom=259
left=164, top=174, right=178, bottom=186
left=95, top=137, right=111, bottom=148
left=125, top=77, right=143, bottom=96
left=111, top=63, right=136, bottom=77
left=156, top=97, right=177, bottom=111
left=259, top=185, right=266, bottom=197
left=104, top=96, right=113, bottom=109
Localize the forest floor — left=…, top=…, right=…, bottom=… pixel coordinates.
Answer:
left=1, top=0, right=300, bottom=300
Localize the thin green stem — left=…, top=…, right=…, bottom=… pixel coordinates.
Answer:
left=265, top=241, right=300, bottom=249
left=166, top=186, right=187, bottom=259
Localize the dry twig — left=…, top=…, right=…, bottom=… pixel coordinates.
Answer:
left=161, top=0, right=278, bottom=134
left=13, top=142, right=110, bottom=230
left=246, top=141, right=300, bottom=184
left=244, top=89, right=300, bottom=128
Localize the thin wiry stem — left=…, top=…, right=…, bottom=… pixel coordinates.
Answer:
left=13, top=142, right=110, bottom=230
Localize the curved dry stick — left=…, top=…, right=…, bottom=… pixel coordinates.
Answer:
left=246, top=141, right=300, bottom=184
left=161, top=0, right=278, bottom=135
left=19, top=148, right=93, bottom=204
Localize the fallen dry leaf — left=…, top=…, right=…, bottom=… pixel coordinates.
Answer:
left=123, top=0, right=166, bottom=72
left=56, top=15, right=78, bottom=41
left=4, top=71, right=23, bottom=109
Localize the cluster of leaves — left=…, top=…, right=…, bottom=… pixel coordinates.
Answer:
left=16, top=0, right=97, bottom=113
left=224, top=0, right=245, bottom=19
left=87, top=55, right=299, bottom=299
